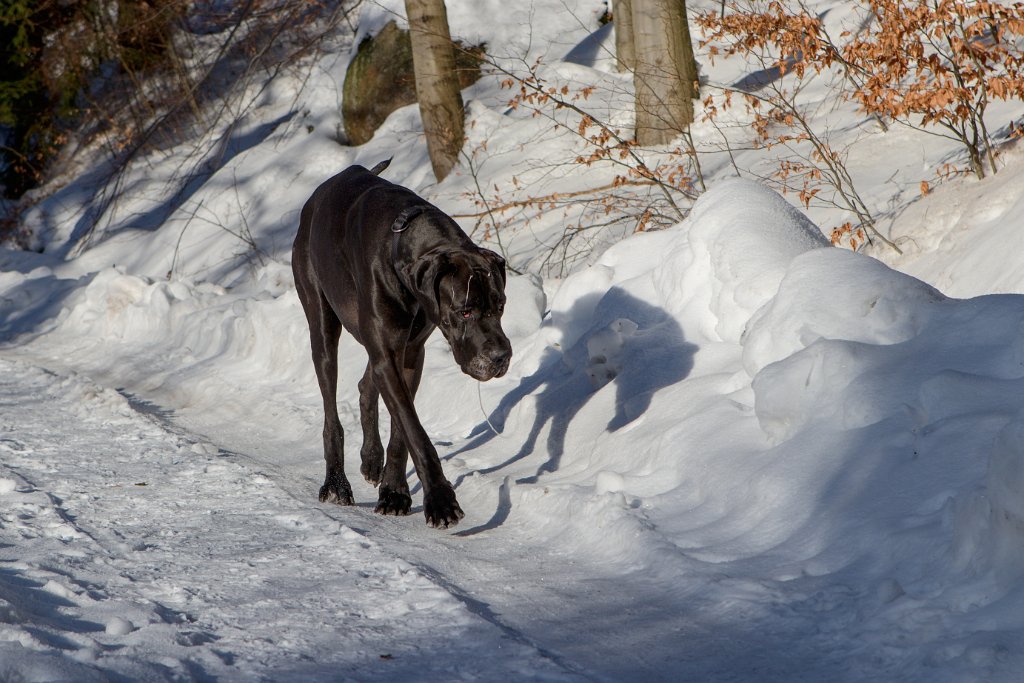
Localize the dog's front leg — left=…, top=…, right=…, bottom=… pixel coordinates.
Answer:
left=374, top=416, right=413, bottom=515
left=375, top=345, right=426, bottom=516
left=369, top=354, right=464, bottom=529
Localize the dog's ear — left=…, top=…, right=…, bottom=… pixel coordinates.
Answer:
left=479, top=249, right=506, bottom=288
left=402, top=251, right=452, bottom=323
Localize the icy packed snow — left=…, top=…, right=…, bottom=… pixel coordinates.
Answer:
left=4, top=0, right=1024, bottom=681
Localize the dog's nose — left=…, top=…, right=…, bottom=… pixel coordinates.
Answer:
left=489, top=348, right=511, bottom=377
left=489, top=348, right=511, bottom=368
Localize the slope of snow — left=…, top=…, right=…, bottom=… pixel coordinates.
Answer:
left=4, top=0, right=1024, bottom=680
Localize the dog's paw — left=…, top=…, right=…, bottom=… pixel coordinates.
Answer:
left=318, top=472, right=355, bottom=506
left=423, top=484, right=465, bottom=529
left=360, top=449, right=384, bottom=487
left=374, top=487, right=412, bottom=516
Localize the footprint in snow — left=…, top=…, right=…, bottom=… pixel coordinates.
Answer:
left=0, top=438, right=28, bottom=453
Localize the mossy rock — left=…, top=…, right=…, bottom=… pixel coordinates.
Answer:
left=342, top=21, right=484, bottom=146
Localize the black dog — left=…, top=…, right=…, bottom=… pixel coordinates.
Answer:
left=292, top=159, right=512, bottom=528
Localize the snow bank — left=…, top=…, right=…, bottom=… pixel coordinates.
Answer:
left=667, top=177, right=831, bottom=342
left=547, top=177, right=830, bottom=353
left=458, top=178, right=1024, bottom=616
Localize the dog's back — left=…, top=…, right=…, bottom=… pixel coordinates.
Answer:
left=298, top=165, right=391, bottom=240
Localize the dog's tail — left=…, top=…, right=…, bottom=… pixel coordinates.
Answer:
left=368, top=157, right=392, bottom=176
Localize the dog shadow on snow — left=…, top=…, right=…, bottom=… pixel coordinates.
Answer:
left=450, top=286, right=697, bottom=536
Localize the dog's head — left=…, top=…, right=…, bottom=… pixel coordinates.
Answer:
left=404, top=248, right=512, bottom=381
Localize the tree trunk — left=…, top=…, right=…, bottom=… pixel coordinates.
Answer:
left=631, top=0, right=695, bottom=145
left=677, top=0, right=699, bottom=98
left=614, top=0, right=636, bottom=72
left=404, top=0, right=464, bottom=181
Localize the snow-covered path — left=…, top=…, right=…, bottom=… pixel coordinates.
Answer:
left=0, top=357, right=583, bottom=681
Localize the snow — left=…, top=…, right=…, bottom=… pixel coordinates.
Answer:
left=3, top=0, right=1024, bottom=680
left=0, top=359, right=575, bottom=681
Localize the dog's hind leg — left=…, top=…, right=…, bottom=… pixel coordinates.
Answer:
left=374, top=345, right=424, bottom=516
left=303, top=290, right=354, bottom=506
left=358, top=362, right=384, bottom=486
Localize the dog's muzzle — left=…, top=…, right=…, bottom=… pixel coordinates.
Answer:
left=466, top=347, right=511, bottom=381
